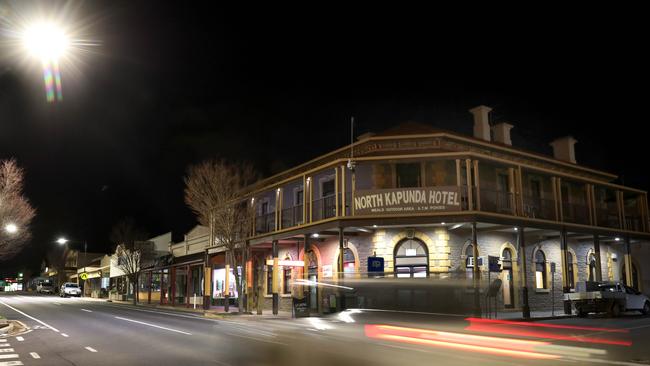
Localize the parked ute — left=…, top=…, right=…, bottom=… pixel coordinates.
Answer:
left=36, top=281, right=55, bottom=294
left=566, top=281, right=650, bottom=317
left=59, top=282, right=82, bottom=297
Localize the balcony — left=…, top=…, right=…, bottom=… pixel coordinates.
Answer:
left=522, top=195, right=555, bottom=221
left=562, top=201, right=590, bottom=225
left=312, top=195, right=336, bottom=222
left=280, top=204, right=303, bottom=229
left=255, top=212, right=275, bottom=234
left=478, top=188, right=514, bottom=215
left=596, top=201, right=620, bottom=229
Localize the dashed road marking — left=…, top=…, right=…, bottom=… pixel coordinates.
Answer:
left=61, top=333, right=69, bottom=337
left=14, top=338, right=22, bottom=342
left=29, top=353, right=40, bottom=359
left=85, top=347, right=97, bottom=353
left=81, top=309, right=92, bottom=313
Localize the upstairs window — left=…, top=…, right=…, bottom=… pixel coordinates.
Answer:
left=322, top=179, right=335, bottom=197
left=396, top=163, right=421, bottom=188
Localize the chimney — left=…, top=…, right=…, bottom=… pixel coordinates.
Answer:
left=469, top=105, right=492, bottom=141
left=550, top=136, right=578, bottom=164
left=491, top=122, right=514, bottom=146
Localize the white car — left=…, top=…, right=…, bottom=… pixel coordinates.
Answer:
left=60, top=282, right=82, bottom=297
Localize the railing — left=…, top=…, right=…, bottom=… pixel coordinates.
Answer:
left=255, top=212, right=275, bottom=234
left=625, top=215, right=643, bottom=232
left=596, top=202, right=620, bottom=228
left=478, top=188, right=514, bottom=215
left=562, top=202, right=590, bottom=225
left=522, top=195, right=556, bottom=220
left=312, top=195, right=337, bottom=222
left=280, top=205, right=304, bottom=229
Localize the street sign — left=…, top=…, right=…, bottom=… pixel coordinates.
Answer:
left=488, top=255, right=501, bottom=272
left=367, top=256, right=384, bottom=276
left=80, top=272, right=89, bottom=280
left=550, top=262, right=556, bottom=273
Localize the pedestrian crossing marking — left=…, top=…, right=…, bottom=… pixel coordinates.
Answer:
left=0, top=355, right=19, bottom=359
left=0, top=349, right=15, bottom=353
left=0, top=361, right=23, bottom=366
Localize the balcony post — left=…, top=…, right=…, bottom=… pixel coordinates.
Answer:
left=517, top=226, right=531, bottom=319
left=473, top=160, right=481, bottom=211
left=302, top=175, right=307, bottom=225
left=508, top=168, right=516, bottom=215
left=593, top=235, right=603, bottom=282
left=560, top=229, right=572, bottom=315
left=591, top=185, right=599, bottom=227
left=341, top=165, right=346, bottom=217
left=471, top=222, right=481, bottom=317
left=465, top=159, right=473, bottom=210
left=516, top=166, right=525, bottom=217
left=303, top=234, right=311, bottom=309
left=272, top=239, right=279, bottom=315
left=351, top=169, right=356, bottom=216
left=618, top=191, right=626, bottom=230
left=335, top=167, right=340, bottom=217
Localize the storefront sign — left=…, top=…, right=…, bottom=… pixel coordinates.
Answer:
left=353, top=186, right=461, bottom=215
left=488, top=256, right=501, bottom=272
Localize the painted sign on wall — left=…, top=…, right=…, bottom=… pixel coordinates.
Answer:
left=354, top=186, right=461, bottom=215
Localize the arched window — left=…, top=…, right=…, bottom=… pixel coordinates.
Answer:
left=337, top=248, right=356, bottom=275
left=588, top=253, right=597, bottom=281
left=567, top=251, right=575, bottom=289
left=465, top=244, right=475, bottom=268
left=535, top=250, right=547, bottom=289
left=394, top=239, right=428, bottom=278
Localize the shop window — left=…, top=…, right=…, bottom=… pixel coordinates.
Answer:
left=396, top=163, right=421, bottom=188
left=535, top=250, right=547, bottom=289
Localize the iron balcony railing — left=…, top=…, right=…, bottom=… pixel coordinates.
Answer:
left=521, top=195, right=555, bottom=220
left=312, top=194, right=337, bottom=222
left=596, top=202, right=620, bottom=228
left=562, top=201, right=590, bottom=225
left=280, top=205, right=304, bottom=229
left=255, top=212, right=275, bottom=234
left=478, top=188, right=514, bottom=215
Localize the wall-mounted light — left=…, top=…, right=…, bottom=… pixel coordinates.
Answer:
left=372, top=224, right=377, bottom=228
left=615, top=237, right=620, bottom=241
left=312, top=233, right=319, bottom=238
left=514, top=227, right=518, bottom=231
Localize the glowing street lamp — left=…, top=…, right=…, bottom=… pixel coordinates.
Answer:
left=4, top=223, right=18, bottom=234
left=20, top=21, right=69, bottom=102
left=56, top=237, right=69, bottom=245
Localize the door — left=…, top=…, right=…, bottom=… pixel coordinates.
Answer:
left=501, top=248, right=515, bottom=308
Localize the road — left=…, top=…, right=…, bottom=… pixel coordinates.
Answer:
left=2, top=293, right=650, bottom=365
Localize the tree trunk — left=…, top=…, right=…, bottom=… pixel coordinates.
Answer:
left=133, top=277, right=138, bottom=305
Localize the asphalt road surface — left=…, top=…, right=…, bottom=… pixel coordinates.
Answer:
left=2, top=293, right=650, bottom=366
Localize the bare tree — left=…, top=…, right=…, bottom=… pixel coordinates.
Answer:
left=110, top=218, right=153, bottom=305
left=184, top=159, right=256, bottom=312
left=0, top=159, right=36, bottom=260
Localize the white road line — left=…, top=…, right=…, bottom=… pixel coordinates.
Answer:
left=84, top=347, right=97, bottom=353
left=14, top=338, right=22, bottom=342
left=81, top=309, right=92, bottom=313
left=29, top=353, right=40, bottom=359
left=114, top=316, right=192, bottom=335
left=0, top=355, right=18, bottom=359
left=0, top=300, right=60, bottom=333
left=0, top=345, right=9, bottom=348
left=0, top=349, right=14, bottom=353
left=61, top=333, right=69, bottom=337
left=0, top=361, right=24, bottom=366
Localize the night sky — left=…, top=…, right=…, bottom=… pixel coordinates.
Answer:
left=0, top=2, right=646, bottom=275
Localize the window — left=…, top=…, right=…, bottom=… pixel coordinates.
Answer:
left=396, top=163, right=421, bottom=188
left=322, top=179, right=335, bottom=197
left=567, top=252, right=575, bottom=289
left=394, top=239, right=428, bottom=278
left=295, top=189, right=303, bottom=205
left=283, top=267, right=292, bottom=294
left=261, top=202, right=269, bottom=215
left=465, top=244, right=475, bottom=268
left=535, top=250, right=547, bottom=289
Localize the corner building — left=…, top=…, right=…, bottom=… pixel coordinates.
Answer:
left=242, top=105, right=650, bottom=317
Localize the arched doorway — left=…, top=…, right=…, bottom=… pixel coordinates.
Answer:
left=501, top=248, right=515, bottom=308
left=336, top=248, right=357, bottom=276
left=306, top=250, right=319, bottom=311
left=394, top=238, right=429, bottom=278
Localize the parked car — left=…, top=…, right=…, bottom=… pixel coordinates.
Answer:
left=566, top=281, right=650, bottom=317
left=60, top=282, right=82, bottom=297
left=37, top=281, right=55, bottom=294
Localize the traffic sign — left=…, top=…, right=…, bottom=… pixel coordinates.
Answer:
left=80, top=272, right=89, bottom=280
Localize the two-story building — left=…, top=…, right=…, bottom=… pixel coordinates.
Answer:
left=241, top=105, right=650, bottom=317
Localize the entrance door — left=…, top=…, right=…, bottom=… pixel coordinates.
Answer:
left=501, top=248, right=515, bottom=308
